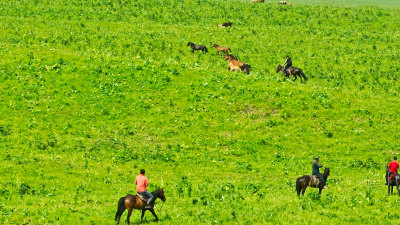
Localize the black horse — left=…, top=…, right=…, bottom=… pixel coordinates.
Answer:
left=296, top=168, right=330, bottom=196
left=187, top=42, right=208, bottom=53
left=276, top=65, right=308, bottom=82
left=387, top=166, right=400, bottom=196
left=115, top=188, right=166, bottom=224
left=217, top=22, right=232, bottom=27
left=241, top=64, right=251, bottom=75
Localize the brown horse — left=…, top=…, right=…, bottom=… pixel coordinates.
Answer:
left=224, top=55, right=251, bottom=75
left=276, top=65, right=308, bottom=82
left=296, top=168, right=330, bottom=196
left=115, top=188, right=166, bottom=224
left=387, top=167, right=400, bottom=196
left=212, top=44, right=231, bottom=55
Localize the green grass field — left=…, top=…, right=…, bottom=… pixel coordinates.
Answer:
left=274, top=0, right=400, bottom=8
left=1, top=0, right=400, bottom=224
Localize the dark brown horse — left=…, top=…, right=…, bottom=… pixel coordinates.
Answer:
left=276, top=65, right=308, bottom=82
left=296, top=168, right=330, bottom=196
left=387, top=167, right=400, bottom=196
left=115, top=188, right=166, bottom=224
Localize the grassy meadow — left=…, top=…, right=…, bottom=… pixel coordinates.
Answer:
left=273, top=0, right=400, bottom=8
left=1, top=0, right=400, bottom=224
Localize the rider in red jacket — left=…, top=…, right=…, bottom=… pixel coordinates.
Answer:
left=386, top=157, right=399, bottom=185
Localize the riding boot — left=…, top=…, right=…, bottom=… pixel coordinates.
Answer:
left=145, top=200, right=152, bottom=209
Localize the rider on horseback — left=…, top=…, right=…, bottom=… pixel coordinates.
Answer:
left=283, top=55, right=292, bottom=72
left=386, top=157, right=399, bottom=185
left=135, top=169, right=153, bottom=209
left=312, top=157, right=325, bottom=185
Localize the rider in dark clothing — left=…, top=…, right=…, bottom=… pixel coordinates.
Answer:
left=312, top=156, right=325, bottom=185
left=283, top=56, right=292, bottom=71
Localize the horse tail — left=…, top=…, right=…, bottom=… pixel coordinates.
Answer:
left=296, top=178, right=301, bottom=196
left=300, top=69, right=308, bottom=81
left=115, top=197, right=126, bottom=222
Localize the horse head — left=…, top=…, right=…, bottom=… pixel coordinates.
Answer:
left=324, top=167, right=330, bottom=176
left=225, top=55, right=235, bottom=61
left=187, top=42, right=193, bottom=47
left=276, top=65, right=283, bottom=73
left=158, top=188, right=166, bottom=202
left=212, top=43, right=218, bottom=48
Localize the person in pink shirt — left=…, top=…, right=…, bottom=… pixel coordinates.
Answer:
left=135, top=169, right=153, bottom=208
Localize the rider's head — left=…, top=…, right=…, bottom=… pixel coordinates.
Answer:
left=394, top=157, right=398, bottom=160
left=286, top=55, right=290, bottom=58
left=140, top=169, right=145, bottom=175
left=315, top=156, right=319, bottom=161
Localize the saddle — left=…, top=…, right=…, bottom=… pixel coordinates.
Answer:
left=308, top=175, right=320, bottom=187
left=136, top=193, right=148, bottom=203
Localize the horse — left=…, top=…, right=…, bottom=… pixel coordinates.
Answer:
left=251, top=0, right=265, bottom=3
left=296, top=168, right=330, bottom=196
left=115, top=188, right=166, bottom=224
left=386, top=166, right=400, bottom=196
left=212, top=44, right=231, bottom=55
left=187, top=42, right=208, bottom=53
left=217, top=22, right=232, bottom=28
left=276, top=65, right=308, bottom=82
left=279, top=1, right=287, bottom=4
left=224, top=55, right=251, bottom=75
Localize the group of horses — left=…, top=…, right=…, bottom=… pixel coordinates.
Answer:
left=114, top=167, right=400, bottom=224
left=187, top=39, right=252, bottom=75
left=187, top=22, right=309, bottom=81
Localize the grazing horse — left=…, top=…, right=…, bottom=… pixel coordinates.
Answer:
left=217, top=22, right=232, bottom=28
left=115, top=188, right=166, bottom=224
left=276, top=65, right=308, bottom=82
left=251, top=0, right=265, bottom=3
left=387, top=166, right=400, bottom=196
left=224, top=55, right=251, bottom=75
left=187, top=42, right=208, bottom=53
left=296, top=168, right=330, bottom=196
left=212, top=44, right=231, bottom=55
left=279, top=1, right=287, bottom=4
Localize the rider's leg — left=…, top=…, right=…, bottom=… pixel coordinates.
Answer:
left=143, top=191, right=154, bottom=204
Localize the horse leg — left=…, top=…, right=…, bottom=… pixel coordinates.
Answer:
left=391, top=186, right=394, bottom=195
left=149, top=208, right=159, bottom=221
left=141, top=209, right=146, bottom=223
left=127, top=209, right=132, bottom=225
left=397, top=185, right=400, bottom=196
left=301, top=188, right=306, bottom=196
left=388, top=184, right=391, bottom=195
left=293, top=75, right=297, bottom=81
